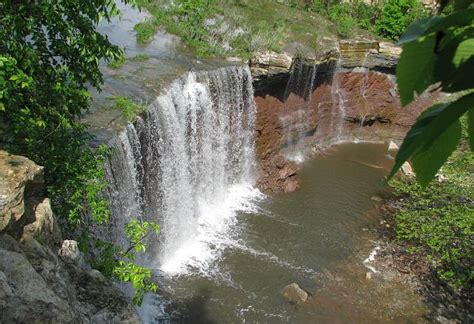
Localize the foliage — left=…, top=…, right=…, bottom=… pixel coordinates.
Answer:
left=389, top=2, right=474, bottom=186
left=133, top=53, right=151, bottom=61
left=389, top=145, right=474, bottom=290
left=374, top=0, right=426, bottom=40
left=307, top=0, right=423, bottom=40
left=108, top=52, right=126, bottom=69
left=135, top=0, right=334, bottom=58
left=86, top=220, right=160, bottom=305
left=134, top=19, right=160, bottom=44
left=112, top=96, right=146, bottom=122
left=0, top=0, right=159, bottom=303
left=0, top=0, right=128, bottom=225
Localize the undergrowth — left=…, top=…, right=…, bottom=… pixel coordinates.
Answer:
left=389, top=137, right=474, bottom=291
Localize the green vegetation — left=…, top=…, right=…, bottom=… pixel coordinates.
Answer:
left=135, top=0, right=336, bottom=58
left=389, top=3, right=474, bottom=186
left=82, top=220, right=160, bottom=305
left=133, top=53, right=151, bottom=61
left=134, top=19, right=160, bottom=43
left=108, top=52, right=126, bottom=69
left=112, top=96, right=146, bottom=121
left=387, top=0, right=474, bottom=293
left=306, top=0, right=427, bottom=39
left=0, top=0, right=158, bottom=304
left=134, top=0, right=427, bottom=58
left=389, top=141, right=473, bottom=291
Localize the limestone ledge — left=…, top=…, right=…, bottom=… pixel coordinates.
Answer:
left=250, top=40, right=401, bottom=83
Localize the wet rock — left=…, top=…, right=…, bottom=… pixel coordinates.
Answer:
left=371, top=195, right=383, bottom=202
left=283, top=179, right=299, bottom=193
left=281, top=283, right=308, bottom=304
left=278, top=163, right=298, bottom=180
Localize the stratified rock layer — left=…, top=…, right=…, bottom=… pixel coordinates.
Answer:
left=253, top=58, right=437, bottom=193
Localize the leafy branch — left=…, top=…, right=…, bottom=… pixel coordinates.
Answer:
left=390, top=0, right=474, bottom=186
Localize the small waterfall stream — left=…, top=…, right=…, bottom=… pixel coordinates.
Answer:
left=105, top=65, right=260, bottom=274
left=279, top=59, right=318, bottom=162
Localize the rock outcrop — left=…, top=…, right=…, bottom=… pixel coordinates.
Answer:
left=252, top=45, right=437, bottom=193
left=0, top=151, right=140, bottom=323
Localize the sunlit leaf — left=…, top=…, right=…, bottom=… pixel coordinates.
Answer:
left=397, top=34, right=437, bottom=106
left=389, top=93, right=474, bottom=181
left=412, top=119, right=462, bottom=186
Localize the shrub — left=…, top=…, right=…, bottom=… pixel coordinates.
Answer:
left=389, top=148, right=474, bottom=291
left=375, top=0, right=426, bottom=40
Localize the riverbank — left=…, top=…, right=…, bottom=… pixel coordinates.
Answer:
left=370, top=144, right=474, bottom=322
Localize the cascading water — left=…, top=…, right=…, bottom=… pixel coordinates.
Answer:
left=105, top=65, right=260, bottom=275
left=279, top=59, right=318, bottom=162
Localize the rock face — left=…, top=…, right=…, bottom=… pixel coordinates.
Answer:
left=0, top=151, right=140, bottom=323
left=252, top=48, right=437, bottom=193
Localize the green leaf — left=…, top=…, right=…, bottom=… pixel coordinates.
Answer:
left=412, top=119, right=462, bottom=186
left=398, top=17, right=442, bottom=45
left=389, top=93, right=474, bottom=181
left=434, top=28, right=474, bottom=92
left=454, top=0, right=473, bottom=10
left=398, top=9, right=474, bottom=45
left=397, top=33, right=437, bottom=106
left=468, top=107, right=474, bottom=151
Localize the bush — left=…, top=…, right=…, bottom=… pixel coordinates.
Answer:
left=374, top=0, right=426, bottom=40
left=389, top=148, right=474, bottom=291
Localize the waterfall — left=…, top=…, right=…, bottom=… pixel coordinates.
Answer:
left=105, top=65, right=260, bottom=275
left=279, top=59, right=318, bottom=162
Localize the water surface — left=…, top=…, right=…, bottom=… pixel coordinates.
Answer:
left=143, top=142, right=428, bottom=323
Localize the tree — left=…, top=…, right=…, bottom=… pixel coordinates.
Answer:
left=0, top=0, right=160, bottom=304
left=390, top=0, right=474, bottom=186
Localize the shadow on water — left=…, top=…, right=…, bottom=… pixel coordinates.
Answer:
left=160, top=287, right=216, bottom=324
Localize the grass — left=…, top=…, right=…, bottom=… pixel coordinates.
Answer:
left=111, top=96, right=146, bottom=121
left=132, top=53, right=151, bottom=61
left=134, top=19, right=160, bottom=44
left=134, top=0, right=343, bottom=59
left=389, top=132, right=473, bottom=291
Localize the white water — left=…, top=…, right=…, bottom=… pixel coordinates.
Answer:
left=280, top=59, right=318, bottom=163
left=105, top=65, right=261, bottom=275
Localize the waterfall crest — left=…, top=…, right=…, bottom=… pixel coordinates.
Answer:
left=105, top=65, right=260, bottom=274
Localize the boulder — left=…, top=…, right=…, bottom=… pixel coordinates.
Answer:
left=401, top=162, right=415, bottom=178
left=58, top=240, right=84, bottom=267
left=281, top=283, right=308, bottom=304
left=251, top=51, right=292, bottom=70
left=378, top=42, right=402, bottom=57
left=387, top=141, right=399, bottom=157
left=0, top=150, right=44, bottom=235
left=278, top=163, right=298, bottom=180
left=0, top=151, right=141, bottom=323
left=284, top=179, right=299, bottom=193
